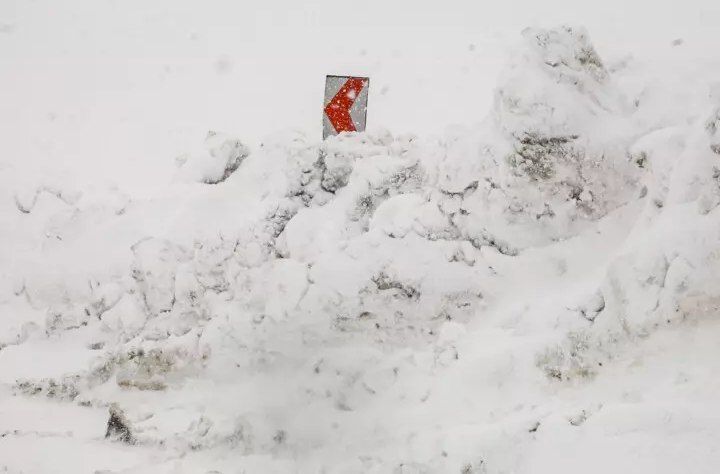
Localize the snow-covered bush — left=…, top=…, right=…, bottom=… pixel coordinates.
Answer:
left=456, top=26, right=642, bottom=249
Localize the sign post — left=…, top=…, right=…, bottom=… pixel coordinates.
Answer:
left=323, top=75, right=369, bottom=139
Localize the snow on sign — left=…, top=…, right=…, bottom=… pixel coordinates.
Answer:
left=323, top=75, right=369, bottom=139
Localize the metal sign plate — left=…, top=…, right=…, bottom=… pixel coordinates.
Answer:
left=323, top=75, right=369, bottom=139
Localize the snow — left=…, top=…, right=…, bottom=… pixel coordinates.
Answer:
left=2, top=1, right=720, bottom=472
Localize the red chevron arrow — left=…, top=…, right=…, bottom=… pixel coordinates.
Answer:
left=324, top=77, right=367, bottom=133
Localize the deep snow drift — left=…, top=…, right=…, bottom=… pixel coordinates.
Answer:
left=1, top=24, right=720, bottom=473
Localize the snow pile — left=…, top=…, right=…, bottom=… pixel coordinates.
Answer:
left=174, top=131, right=251, bottom=184
left=1, top=25, right=720, bottom=473
left=527, top=69, right=720, bottom=385
left=488, top=26, right=640, bottom=244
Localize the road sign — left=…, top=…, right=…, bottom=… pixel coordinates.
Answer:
left=323, top=75, right=369, bottom=139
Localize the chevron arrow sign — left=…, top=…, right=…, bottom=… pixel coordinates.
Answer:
left=323, top=75, right=369, bottom=139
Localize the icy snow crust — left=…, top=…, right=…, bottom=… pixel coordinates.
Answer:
left=2, top=26, right=720, bottom=473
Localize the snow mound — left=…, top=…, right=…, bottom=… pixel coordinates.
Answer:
left=490, top=26, right=639, bottom=239
left=175, top=131, right=251, bottom=184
